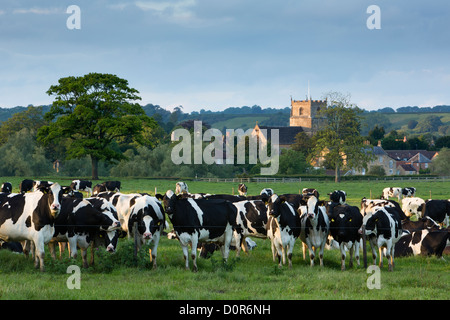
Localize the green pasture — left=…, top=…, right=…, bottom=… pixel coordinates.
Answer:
left=0, top=177, right=449, bottom=300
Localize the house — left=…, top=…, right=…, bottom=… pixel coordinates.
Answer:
left=396, top=163, right=417, bottom=175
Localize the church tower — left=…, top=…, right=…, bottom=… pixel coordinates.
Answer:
left=290, top=98, right=327, bottom=136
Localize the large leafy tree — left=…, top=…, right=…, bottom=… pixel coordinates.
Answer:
left=309, top=92, right=373, bottom=183
left=38, top=73, right=157, bottom=179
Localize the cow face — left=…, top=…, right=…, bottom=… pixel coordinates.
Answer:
left=131, top=203, right=164, bottom=240
left=238, top=183, right=248, bottom=196
left=301, top=196, right=320, bottom=220
left=162, top=190, right=177, bottom=215
left=267, top=194, right=283, bottom=217
left=40, top=183, right=63, bottom=218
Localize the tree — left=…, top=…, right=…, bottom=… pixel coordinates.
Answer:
left=308, top=92, right=373, bottom=183
left=430, top=147, right=450, bottom=176
left=37, top=73, right=158, bottom=179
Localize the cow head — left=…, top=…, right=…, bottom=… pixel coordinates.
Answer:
left=38, top=183, right=63, bottom=218
left=267, top=194, right=284, bottom=217
left=300, top=195, right=321, bottom=220
left=97, top=229, right=119, bottom=253
left=96, top=198, right=121, bottom=230
left=159, top=190, right=179, bottom=215
left=238, top=183, right=248, bottom=196
left=129, top=197, right=164, bottom=240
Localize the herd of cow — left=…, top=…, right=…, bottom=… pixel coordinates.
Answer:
left=0, top=180, right=448, bottom=273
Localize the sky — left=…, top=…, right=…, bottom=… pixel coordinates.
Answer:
left=0, top=0, right=449, bottom=113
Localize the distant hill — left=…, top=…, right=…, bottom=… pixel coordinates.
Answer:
left=1, top=103, right=449, bottom=136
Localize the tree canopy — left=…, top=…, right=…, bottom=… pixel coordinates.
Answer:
left=309, top=92, right=373, bottom=182
left=37, top=73, right=158, bottom=179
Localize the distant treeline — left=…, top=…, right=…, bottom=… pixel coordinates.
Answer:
left=1, top=103, right=449, bottom=124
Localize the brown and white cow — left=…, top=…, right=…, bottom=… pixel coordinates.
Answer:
left=0, top=183, right=63, bottom=271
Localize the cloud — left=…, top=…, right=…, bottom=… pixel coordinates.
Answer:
left=134, top=0, right=197, bottom=20
left=12, top=7, right=63, bottom=15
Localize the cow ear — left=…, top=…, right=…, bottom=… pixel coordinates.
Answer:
left=155, top=193, right=164, bottom=201
left=37, top=186, right=50, bottom=194
left=177, top=194, right=183, bottom=200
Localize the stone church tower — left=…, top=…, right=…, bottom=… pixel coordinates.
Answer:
left=289, top=98, right=327, bottom=136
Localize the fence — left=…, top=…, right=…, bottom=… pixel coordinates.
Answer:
left=197, top=176, right=450, bottom=184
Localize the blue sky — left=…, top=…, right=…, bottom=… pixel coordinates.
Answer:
left=0, top=0, right=449, bottom=112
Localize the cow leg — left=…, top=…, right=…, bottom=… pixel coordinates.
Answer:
left=287, top=240, right=295, bottom=269
left=181, top=244, right=190, bottom=270
left=49, top=241, right=56, bottom=260
left=150, top=234, right=160, bottom=269
left=378, top=247, right=384, bottom=268
left=34, top=240, right=45, bottom=272
left=90, top=242, right=95, bottom=266
left=348, top=244, right=354, bottom=269
left=319, top=243, right=325, bottom=267
left=307, top=241, right=315, bottom=267
left=80, top=248, right=89, bottom=268
left=59, top=242, right=67, bottom=259
left=340, top=243, right=346, bottom=271
left=302, top=242, right=307, bottom=260
left=369, top=238, right=377, bottom=265
left=191, top=238, right=198, bottom=272
left=354, top=241, right=360, bottom=267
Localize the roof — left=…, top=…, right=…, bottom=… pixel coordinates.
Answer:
left=258, top=126, right=305, bottom=145
left=398, top=163, right=416, bottom=172
left=409, top=153, right=432, bottom=163
left=385, top=150, right=437, bottom=161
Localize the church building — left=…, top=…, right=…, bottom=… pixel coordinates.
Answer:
left=252, top=97, right=327, bottom=149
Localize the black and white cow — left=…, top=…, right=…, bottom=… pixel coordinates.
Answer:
left=363, top=206, right=403, bottom=271
left=267, top=194, right=301, bottom=268
left=159, top=190, right=237, bottom=272
left=50, top=197, right=120, bottom=268
left=96, top=192, right=142, bottom=229
left=0, top=183, right=63, bottom=271
left=33, top=181, right=54, bottom=192
left=302, top=188, right=320, bottom=199
left=395, top=228, right=449, bottom=258
left=298, top=195, right=330, bottom=267
left=237, top=183, right=248, bottom=196
left=328, top=204, right=363, bottom=270
left=401, top=187, right=416, bottom=198
left=422, top=199, right=450, bottom=227
left=328, top=190, right=346, bottom=205
left=93, top=181, right=121, bottom=195
left=19, top=179, right=34, bottom=193
left=401, top=197, right=425, bottom=219
left=260, top=188, right=274, bottom=197
left=401, top=216, right=440, bottom=233
left=70, top=180, right=93, bottom=197
left=382, top=187, right=403, bottom=202
left=232, top=199, right=268, bottom=257
left=1, top=182, right=12, bottom=193
left=127, top=195, right=165, bottom=269
left=175, top=181, right=189, bottom=194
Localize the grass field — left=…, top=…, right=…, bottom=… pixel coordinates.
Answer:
left=0, top=177, right=449, bottom=300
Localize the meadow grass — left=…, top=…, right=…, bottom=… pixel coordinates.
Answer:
left=0, top=177, right=449, bottom=300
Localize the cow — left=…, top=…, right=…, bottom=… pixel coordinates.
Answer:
left=382, top=187, right=403, bottom=202
left=267, top=194, right=301, bottom=268
left=158, top=190, right=237, bottom=272
left=0, top=183, right=63, bottom=271
left=302, top=188, right=320, bottom=199
left=360, top=198, right=405, bottom=219
left=328, top=190, right=346, bottom=205
left=298, top=195, right=330, bottom=267
left=422, top=200, right=450, bottom=227
left=401, top=197, right=425, bottom=219
left=402, top=187, right=416, bottom=198
left=33, top=181, right=54, bottom=192
left=0, top=240, right=23, bottom=253
left=175, top=182, right=188, bottom=194
left=1, top=182, right=12, bottom=193
left=93, top=181, right=121, bottom=195
left=70, top=180, right=93, bottom=197
left=237, top=183, right=247, bottom=196
left=202, top=194, right=247, bottom=202
left=50, top=197, right=120, bottom=268
left=363, top=206, right=403, bottom=271
left=232, top=199, right=268, bottom=257
left=401, top=216, right=440, bottom=233
left=96, top=192, right=142, bottom=229
left=127, top=195, right=165, bottom=269
left=260, top=188, right=274, bottom=197
left=395, top=228, right=449, bottom=258
left=328, top=204, right=363, bottom=270
left=19, top=179, right=34, bottom=193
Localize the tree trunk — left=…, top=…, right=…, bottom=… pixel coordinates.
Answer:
left=335, top=163, right=341, bottom=183
left=91, top=156, right=99, bottom=180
